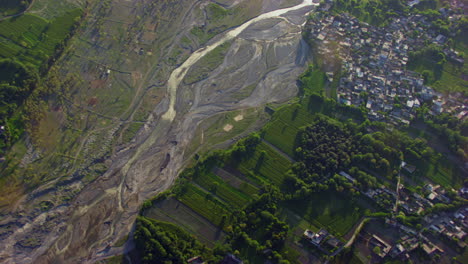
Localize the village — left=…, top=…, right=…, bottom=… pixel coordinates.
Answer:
left=300, top=1, right=468, bottom=259
left=302, top=167, right=468, bottom=262
left=308, top=0, right=467, bottom=126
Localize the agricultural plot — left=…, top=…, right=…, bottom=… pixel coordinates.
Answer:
left=213, top=167, right=259, bottom=197
left=281, top=191, right=365, bottom=238
left=263, top=103, right=316, bottom=156
left=144, top=198, right=225, bottom=246
left=177, top=183, right=230, bottom=226
left=0, top=9, right=81, bottom=68
left=422, top=157, right=464, bottom=189
left=237, top=141, right=292, bottom=186
left=193, top=172, right=252, bottom=208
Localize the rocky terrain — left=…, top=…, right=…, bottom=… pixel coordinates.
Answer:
left=0, top=0, right=317, bottom=263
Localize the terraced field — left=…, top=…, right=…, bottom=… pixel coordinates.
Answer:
left=237, top=141, right=292, bottom=185
left=0, top=9, right=81, bottom=68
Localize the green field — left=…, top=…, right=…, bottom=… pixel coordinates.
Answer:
left=263, top=96, right=364, bottom=156
left=237, top=141, right=292, bottom=186
left=263, top=103, right=316, bottom=156
left=177, top=183, right=230, bottom=226
left=282, top=191, right=365, bottom=237
left=299, top=66, right=326, bottom=96
left=144, top=198, right=226, bottom=246
left=193, top=172, right=252, bottom=208
left=213, top=167, right=259, bottom=196
left=421, top=157, right=463, bottom=189
left=408, top=55, right=467, bottom=94
left=0, top=9, right=81, bottom=68
left=185, top=108, right=266, bottom=158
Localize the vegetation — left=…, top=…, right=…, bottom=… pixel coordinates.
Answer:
left=298, top=65, right=326, bottom=96
left=0, top=10, right=82, bottom=69
left=139, top=91, right=465, bottom=262
left=0, top=9, right=82, bottom=156
left=184, top=42, right=231, bottom=84
left=237, top=142, right=292, bottom=186
left=134, top=217, right=212, bottom=264
left=0, top=0, right=31, bottom=17
left=330, top=0, right=408, bottom=27
left=283, top=191, right=365, bottom=237
left=190, top=1, right=262, bottom=45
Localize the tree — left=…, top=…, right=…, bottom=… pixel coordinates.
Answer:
left=373, top=246, right=381, bottom=255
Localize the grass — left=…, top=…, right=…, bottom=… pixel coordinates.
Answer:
left=300, top=65, right=326, bottom=96
left=184, top=41, right=231, bottom=84
left=263, top=102, right=317, bottom=156
left=408, top=55, right=467, bottom=94
left=177, top=183, right=230, bottom=226
left=237, top=142, right=292, bottom=186
left=185, top=107, right=265, bottom=158
left=193, top=172, right=252, bottom=208
left=422, top=157, right=463, bottom=189
left=282, top=191, right=365, bottom=238
left=144, top=198, right=225, bottom=246
left=0, top=9, right=82, bottom=68
left=29, top=0, right=83, bottom=19
left=190, top=1, right=262, bottom=45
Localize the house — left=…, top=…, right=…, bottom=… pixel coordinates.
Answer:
left=220, top=254, right=243, bottom=264
left=370, top=235, right=392, bottom=258
left=421, top=243, right=444, bottom=257
left=402, top=163, right=416, bottom=173
left=390, top=244, right=406, bottom=258
left=304, top=229, right=329, bottom=246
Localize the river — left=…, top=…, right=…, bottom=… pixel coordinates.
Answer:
left=162, top=0, right=317, bottom=121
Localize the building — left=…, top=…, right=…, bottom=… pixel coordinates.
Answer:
left=304, top=229, right=329, bottom=246
left=370, top=235, right=392, bottom=258
left=220, top=254, right=243, bottom=264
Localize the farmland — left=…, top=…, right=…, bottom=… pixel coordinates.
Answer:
left=236, top=141, right=292, bottom=186
left=141, top=124, right=370, bottom=262
left=282, top=191, right=366, bottom=238
left=0, top=9, right=81, bottom=68
left=192, top=171, right=252, bottom=208
left=177, top=183, right=230, bottom=226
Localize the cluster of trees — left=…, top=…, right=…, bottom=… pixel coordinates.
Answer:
left=291, top=115, right=402, bottom=192
left=226, top=185, right=292, bottom=264
left=0, top=59, right=38, bottom=152
left=134, top=216, right=211, bottom=264
left=331, top=0, right=408, bottom=26
left=424, top=113, right=468, bottom=160
left=0, top=8, right=84, bottom=156
left=0, top=0, right=32, bottom=16
left=408, top=44, right=446, bottom=83
left=293, top=116, right=354, bottom=179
